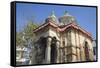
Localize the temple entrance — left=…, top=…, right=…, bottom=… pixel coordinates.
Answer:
left=84, top=41, right=90, bottom=61
left=35, top=37, right=47, bottom=64
left=50, top=37, right=57, bottom=63
left=40, top=37, right=47, bottom=60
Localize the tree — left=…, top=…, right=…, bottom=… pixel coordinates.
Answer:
left=16, top=32, right=23, bottom=46
left=16, top=21, right=38, bottom=47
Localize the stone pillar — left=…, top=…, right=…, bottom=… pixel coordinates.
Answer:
left=56, top=41, right=60, bottom=63
left=45, top=37, right=52, bottom=64
left=76, top=48, right=81, bottom=61
left=80, top=46, right=85, bottom=61
left=64, top=47, right=67, bottom=62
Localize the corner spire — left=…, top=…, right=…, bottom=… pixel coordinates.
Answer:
left=50, top=10, right=55, bottom=17
left=64, top=10, right=69, bottom=16
left=45, top=10, right=58, bottom=23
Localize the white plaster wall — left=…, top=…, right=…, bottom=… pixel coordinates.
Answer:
left=75, top=30, right=81, bottom=61
left=72, top=55, right=77, bottom=62
left=70, top=29, right=77, bottom=61
left=71, top=29, right=76, bottom=46
left=76, top=30, right=80, bottom=47
left=60, top=34, right=63, bottom=47
left=65, top=34, right=67, bottom=46
left=79, top=32, right=85, bottom=47
left=79, top=32, right=86, bottom=61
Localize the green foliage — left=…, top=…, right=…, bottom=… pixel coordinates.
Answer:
left=24, top=21, right=38, bottom=40
left=16, top=32, right=23, bottom=46
left=16, top=21, right=38, bottom=47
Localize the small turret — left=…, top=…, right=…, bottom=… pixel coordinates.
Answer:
left=59, top=11, right=77, bottom=25
left=45, top=11, right=58, bottom=23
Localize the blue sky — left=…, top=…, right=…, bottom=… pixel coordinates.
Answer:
left=16, top=3, right=96, bottom=39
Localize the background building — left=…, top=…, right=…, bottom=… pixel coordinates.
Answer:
left=93, top=40, right=97, bottom=61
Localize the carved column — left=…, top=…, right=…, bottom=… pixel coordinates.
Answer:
left=56, top=41, right=60, bottom=63
left=45, top=37, right=52, bottom=64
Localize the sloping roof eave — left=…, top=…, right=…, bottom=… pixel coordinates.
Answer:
left=33, top=22, right=92, bottom=40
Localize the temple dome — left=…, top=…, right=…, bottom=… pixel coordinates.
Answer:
left=45, top=11, right=58, bottom=23
left=59, top=11, right=77, bottom=25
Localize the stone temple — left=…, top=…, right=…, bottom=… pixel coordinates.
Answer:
left=31, top=11, right=94, bottom=64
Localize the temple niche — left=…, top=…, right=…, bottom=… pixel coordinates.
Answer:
left=31, top=11, right=94, bottom=64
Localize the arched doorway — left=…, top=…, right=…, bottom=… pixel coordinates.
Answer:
left=84, top=41, right=90, bottom=61
left=50, top=37, right=57, bottom=63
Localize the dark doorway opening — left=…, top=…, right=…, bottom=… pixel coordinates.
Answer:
left=51, top=37, right=57, bottom=63
left=84, top=41, right=90, bottom=61
left=36, top=37, right=47, bottom=64
left=40, top=37, right=47, bottom=60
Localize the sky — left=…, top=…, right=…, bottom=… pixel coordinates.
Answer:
left=16, top=3, right=97, bottom=40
